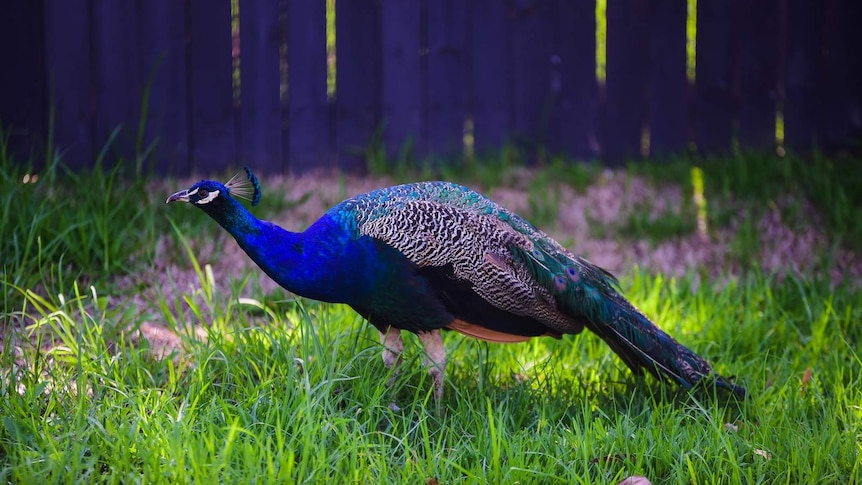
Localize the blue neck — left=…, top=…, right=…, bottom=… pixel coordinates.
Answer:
left=204, top=198, right=372, bottom=304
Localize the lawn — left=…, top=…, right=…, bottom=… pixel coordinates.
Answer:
left=1, top=146, right=860, bottom=484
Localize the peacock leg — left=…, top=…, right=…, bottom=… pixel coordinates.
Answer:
left=379, top=327, right=405, bottom=411
left=379, top=326, right=404, bottom=370
left=418, top=329, right=446, bottom=401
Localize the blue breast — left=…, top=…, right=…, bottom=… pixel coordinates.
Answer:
left=228, top=203, right=453, bottom=332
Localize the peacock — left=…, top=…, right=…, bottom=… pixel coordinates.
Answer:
left=167, top=168, right=745, bottom=400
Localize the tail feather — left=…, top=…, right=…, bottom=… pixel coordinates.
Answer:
left=509, top=239, right=745, bottom=397
left=584, top=292, right=746, bottom=398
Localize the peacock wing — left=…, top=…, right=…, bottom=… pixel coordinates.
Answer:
left=355, top=196, right=585, bottom=336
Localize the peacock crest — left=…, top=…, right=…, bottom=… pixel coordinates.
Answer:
left=225, top=166, right=262, bottom=206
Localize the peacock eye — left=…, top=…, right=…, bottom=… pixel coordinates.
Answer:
left=197, top=189, right=209, bottom=199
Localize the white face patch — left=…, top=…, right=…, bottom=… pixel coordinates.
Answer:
left=196, top=189, right=220, bottom=205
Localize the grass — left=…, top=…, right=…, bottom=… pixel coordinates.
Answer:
left=0, top=145, right=166, bottom=312
left=628, top=151, right=862, bottom=250
left=1, top=141, right=861, bottom=483
left=3, top=267, right=859, bottom=483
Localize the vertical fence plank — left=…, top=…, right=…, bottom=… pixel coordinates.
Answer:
left=469, top=0, right=511, bottom=155
left=189, top=0, right=236, bottom=174
left=381, top=0, right=423, bottom=162
left=44, top=0, right=93, bottom=169
left=510, top=0, right=558, bottom=160
left=241, top=0, right=285, bottom=173
left=603, top=0, right=649, bottom=163
left=647, top=0, right=687, bottom=157
left=16, top=0, right=862, bottom=176
left=557, top=0, right=598, bottom=161
left=286, top=0, right=330, bottom=172
left=782, top=0, right=819, bottom=152
left=734, top=0, right=780, bottom=151
left=335, top=0, right=380, bottom=172
left=140, top=0, right=190, bottom=175
left=817, top=0, right=862, bottom=149
left=426, top=0, right=466, bottom=161
left=695, top=1, right=733, bottom=154
left=1, top=0, right=47, bottom=166
left=92, top=1, right=140, bottom=164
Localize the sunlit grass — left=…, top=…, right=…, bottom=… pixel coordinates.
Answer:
left=2, top=249, right=859, bottom=483
left=1, top=134, right=860, bottom=482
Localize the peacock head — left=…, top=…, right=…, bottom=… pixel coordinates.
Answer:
left=166, top=167, right=262, bottom=212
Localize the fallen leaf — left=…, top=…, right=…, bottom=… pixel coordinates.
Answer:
left=425, top=478, right=439, bottom=485
left=754, top=449, right=772, bottom=460
left=801, top=368, right=812, bottom=394
left=618, top=476, right=652, bottom=485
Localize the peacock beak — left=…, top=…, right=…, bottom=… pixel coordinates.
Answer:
left=166, top=189, right=190, bottom=204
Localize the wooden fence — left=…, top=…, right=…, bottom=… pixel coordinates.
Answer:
left=1, top=0, right=861, bottom=175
